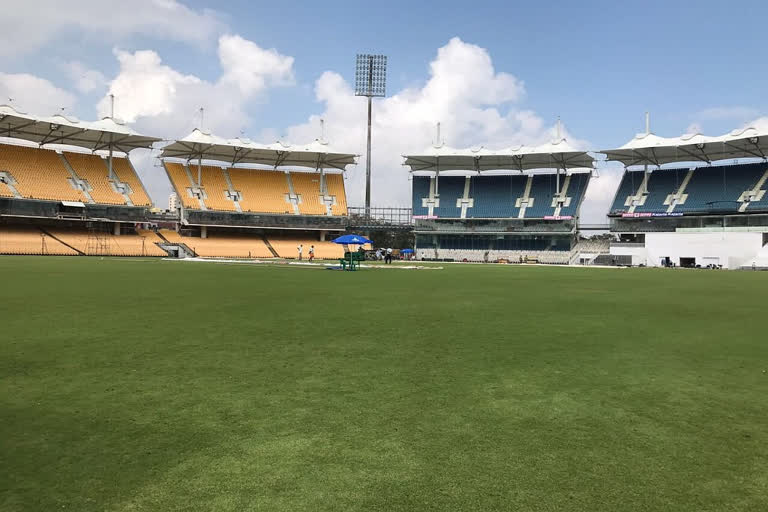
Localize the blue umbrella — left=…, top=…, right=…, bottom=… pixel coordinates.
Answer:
left=332, top=234, right=373, bottom=245
left=401, top=248, right=414, bottom=254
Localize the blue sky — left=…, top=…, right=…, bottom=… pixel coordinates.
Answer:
left=196, top=0, right=767, bottom=143
left=0, top=0, right=766, bottom=219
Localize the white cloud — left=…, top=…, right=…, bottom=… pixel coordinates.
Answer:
left=0, top=0, right=223, bottom=56
left=282, top=37, right=594, bottom=217
left=0, top=72, right=76, bottom=115
left=60, top=61, right=107, bottom=94
left=218, top=35, right=295, bottom=96
left=95, top=35, right=296, bottom=204
left=745, top=116, right=768, bottom=131
left=697, top=106, right=758, bottom=121
left=582, top=164, right=623, bottom=225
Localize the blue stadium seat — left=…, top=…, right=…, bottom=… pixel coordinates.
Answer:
left=411, top=175, right=431, bottom=216
left=432, top=176, right=464, bottom=218
left=634, top=168, right=688, bottom=214
left=466, top=175, right=525, bottom=218
left=558, top=173, right=591, bottom=217
left=609, top=170, right=644, bottom=214
left=681, top=164, right=764, bottom=213
left=609, top=163, right=768, bottom=215
left=524, top=174, right=558, bottom=218
left=412, top=172, right=590, bottom=219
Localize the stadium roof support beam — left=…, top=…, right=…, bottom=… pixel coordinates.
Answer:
left=0, top=104, right=161, bottom=154
left=403, top=137, right=595, bottom=174
left=159, top=129, right=358, bottom=172
left=602, top=126, right=768, bottom=167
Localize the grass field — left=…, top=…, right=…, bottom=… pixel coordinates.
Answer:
left=1, top=256, right=767, bottom=511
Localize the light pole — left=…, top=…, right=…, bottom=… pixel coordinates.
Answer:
left=355, top=54, right=387, bottom=217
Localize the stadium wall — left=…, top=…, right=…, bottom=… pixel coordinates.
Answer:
left=610, top=231, right=764, bottom=268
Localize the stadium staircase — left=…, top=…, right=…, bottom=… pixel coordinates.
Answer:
left=154, top=229, right=197, bottom=257
left=0, top=172, right=22, bottom=198
left=58, top=154, right=95, bottom=204
left=261, top=236, right=280, bottom=258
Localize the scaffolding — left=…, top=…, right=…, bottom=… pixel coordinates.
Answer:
left=85, top=225, right=110, bottom=255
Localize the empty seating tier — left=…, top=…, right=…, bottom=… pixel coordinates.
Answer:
left=325, top=173, right=348, bottom=215
left=412, top=173, right=590, bottom=219
left=159, top=229, right=272, bottom=258
left=198, top=165, right=236, bottom=211
left=111, top=158, right=152, bottom=206
left=609, top=163, right=768, bottom=215
left=63, top=152, right=125, bottom=205
left=48, top=229, right=167, bottom=256
left=289, top=172, right=326, bottom=215
left=0, top=144, right=85, bottom=201
left=164, top=162, right=199, bottom=209
left=229, top=169, right=292, bottom=214
left=268, top=238, right=345, bottom=260
left=0, top=226, right=78, bottom=255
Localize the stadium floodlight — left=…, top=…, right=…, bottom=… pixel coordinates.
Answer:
left=355, top=54, right=388, bottom=216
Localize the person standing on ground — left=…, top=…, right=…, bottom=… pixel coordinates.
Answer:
left=386, top=247, right=393, bottom=264
left=309, top=245, right=315, bottom=262
left=297, top=243, right=303, bottom=260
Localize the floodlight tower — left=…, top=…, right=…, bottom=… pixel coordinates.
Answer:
left=355, top=54, right=387, bottom=216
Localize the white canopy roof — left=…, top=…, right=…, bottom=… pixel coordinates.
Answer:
left=602, top=127, right=768, bottom=167
left=160, top=129, right=358, bottom=170
left=0, top=104, right=160, bottom=152
left=403, top=138, right=594, bottom=172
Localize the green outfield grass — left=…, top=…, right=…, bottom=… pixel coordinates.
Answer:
left=1, top=256, right=767, bottom=511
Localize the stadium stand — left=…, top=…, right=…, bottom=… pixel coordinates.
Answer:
left=632, top=168, right=688, bottom=214
left=159, top=229, right=272, bottom=258
left=524, top=175, right=557, bottom=218
left=325, top=173, right=348, bottom=215
left=558, top=172, right=591, bottom=217
left=0, top=144, right=85, bottom=202
left=468, top=175, right=524, bottom=218
left=163, top=164, right=348, bottom=217
left=111, top=158, right=152, bottom=206
left=48, top=228, right=167, bottom=256
left=289, top=172, right=327, bottom=215
left=228, top=169, right=293, bottom=214
left=0, top=226, right=78, bottom=255
left=681, top=164, right=765, bottom=213
left=412, top=173, right=590, bottom=219
left=198, top=166, right=237, bottom=211
left=411, top=176, right=432, bottom=217
left=432, top=176, right=464, bottom=218
left=164, top=162, right=201, bottom=209
left=610, top=163, right=768, bottom=215
left=62, top=152, right=125, bottom=205
left=609, top=170, right=644, bottom=214
left=268, top=238, right=345, bottom=259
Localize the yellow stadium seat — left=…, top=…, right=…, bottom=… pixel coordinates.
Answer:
left=159, top=229, right=272, bottom=258
left=289, top=172, right=326, bottom=215
left=0, top=226, right=78, bottom=255
left=63, top=152, right=125, bottom=205
left=164, top=162, right=200, bottom=209
left=266, top=237, right=346, bottom=260
left=111, top=158, right=152, bottom=206
left=48, top=228, right=166, bottom=257
left=228, top=168, right=293, bottom=214
left=198, top=166, right=237, bottom=211
left=324, top=173, right=348, bottom=215
left=0, top=144, right=86, bottom=201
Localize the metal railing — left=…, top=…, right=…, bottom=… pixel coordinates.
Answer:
left=347, top=207, right=413, bottom=227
